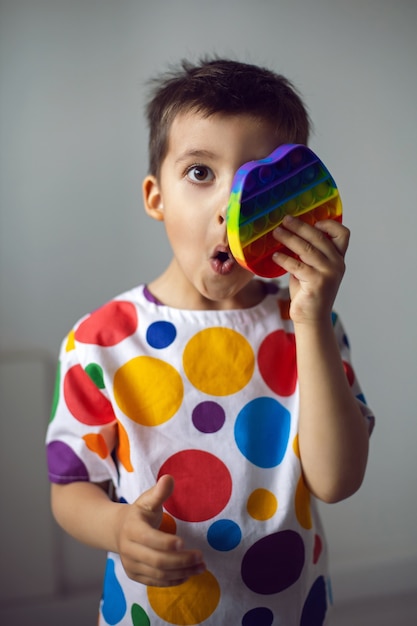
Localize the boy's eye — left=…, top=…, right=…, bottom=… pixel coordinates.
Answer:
left=186, top=165, right=214, bottom=183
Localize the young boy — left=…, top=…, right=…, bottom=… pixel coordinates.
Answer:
left=46, top=58, right=374, bottom=626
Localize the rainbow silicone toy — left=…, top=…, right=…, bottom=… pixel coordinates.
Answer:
left=226, top=144, right=343, bottom=278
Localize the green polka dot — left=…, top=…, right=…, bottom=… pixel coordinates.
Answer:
left=49, top=361, right=61, bottom=422
left=131, top=603, right=150, bottom=626
left=85, top=362, right=105, bottom=389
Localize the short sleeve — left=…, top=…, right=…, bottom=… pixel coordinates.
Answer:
left=332, top=312, right=375, bottom=435
left=45, top=330, right=119, bottom=485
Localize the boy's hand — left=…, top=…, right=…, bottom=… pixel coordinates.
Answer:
left=115, top=475, right=206, bottom=587
left=272, top=216, right=350, bottom=324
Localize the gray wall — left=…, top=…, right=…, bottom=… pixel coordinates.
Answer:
left=1, top=0, right=416, bottom=612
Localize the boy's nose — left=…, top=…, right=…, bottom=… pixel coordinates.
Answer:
left=216, top=192, right=230, bottom=225
left=217, top=210, right=226, bottom=225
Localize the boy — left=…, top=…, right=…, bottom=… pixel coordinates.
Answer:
left=46, top=58, right=374, bottom=625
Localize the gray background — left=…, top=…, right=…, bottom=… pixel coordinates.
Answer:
left=1, top=0, right=416, bottom=623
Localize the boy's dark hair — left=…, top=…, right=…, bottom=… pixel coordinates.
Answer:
left=145, top=57, right=311, bottom=178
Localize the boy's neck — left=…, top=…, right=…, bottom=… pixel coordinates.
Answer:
left=147, top=259, right=266, bottom=311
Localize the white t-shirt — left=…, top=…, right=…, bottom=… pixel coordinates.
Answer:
left=46, top=281, right=374, bottom=626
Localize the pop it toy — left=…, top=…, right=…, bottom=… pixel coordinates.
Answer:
left=226, top=144, right=342, bottom=278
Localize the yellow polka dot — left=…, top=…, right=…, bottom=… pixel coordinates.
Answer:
left=113, top=357, right=183, bottom=426
left=247, top=488, right=278, bottom=520
left=295, top=475, right=312, bottom=529
left=147, top=570, right=220, bottom=624
left=293, top=434, right=300, bottom=458
left=183, top=328, right=254, bottom=396
left=65, top=330, right=75, bottom=352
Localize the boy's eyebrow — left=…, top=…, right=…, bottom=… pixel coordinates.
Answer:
left=175, top=149, right=218, bottom=164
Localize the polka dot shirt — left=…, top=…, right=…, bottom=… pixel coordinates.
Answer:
left=46, top=281, right=374, bottom=625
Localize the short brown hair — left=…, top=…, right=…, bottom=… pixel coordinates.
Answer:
left=145, top=57, right=311, bottom=178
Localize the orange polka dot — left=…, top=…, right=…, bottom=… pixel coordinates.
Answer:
left=295, top=475, right=312, bottom=529
left=82, top=433, right=108, bottom=459
left=159, top=512, right=177, bottom=535
left=116, top=421, right=134, bottom=472
left=278, top=298, right=291, bottom=320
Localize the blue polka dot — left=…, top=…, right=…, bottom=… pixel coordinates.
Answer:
left=234, top=397, right=290, bottom=468
left=207, top=519, right=242, bottom=551
left=146, top=321, right=176, bottom=349
left=300, top=576, right=327, bottom=626
left=101, top=558, right=127, bottom=625
left=242, top=607, right=274, bottom=626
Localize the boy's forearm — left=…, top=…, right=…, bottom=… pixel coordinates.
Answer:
left=51, top=481, right=122, bottom=552
left=295, top=318, right=369, bottom=503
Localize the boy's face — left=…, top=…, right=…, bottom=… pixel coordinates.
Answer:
left=143, top=110, right=284, bottom=309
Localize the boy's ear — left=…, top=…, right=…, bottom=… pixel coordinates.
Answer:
left=143, top=175, right=164, bottom=221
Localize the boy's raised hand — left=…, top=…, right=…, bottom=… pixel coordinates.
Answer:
left=272, top=216, right=350, bottom=324
left=115, top=474, right=206, bottom=587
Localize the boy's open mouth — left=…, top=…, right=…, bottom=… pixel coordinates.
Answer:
left=211, top=246, right=235, bottom=275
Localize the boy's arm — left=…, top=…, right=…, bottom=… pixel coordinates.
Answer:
left=294, top=317, right=369, bottom=502
left=273, top=216, right=370, bottom=503
left=50, top=475, right=205, bottom=586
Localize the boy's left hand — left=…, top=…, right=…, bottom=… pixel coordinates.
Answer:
left=272, top=215, right=350, bottom=324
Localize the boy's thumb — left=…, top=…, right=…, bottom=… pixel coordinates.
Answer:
left=134, top=474, right=174, bottom=514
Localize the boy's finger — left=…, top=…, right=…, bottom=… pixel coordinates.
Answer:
left=134, top=475, right=175, bottom=514
left=313, top=219, right=350, bottom=257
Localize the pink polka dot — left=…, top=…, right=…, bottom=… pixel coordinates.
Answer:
left=64, top=365, right=116, bottom=425
left=75, top=301, right=138, bottom=346
left=258, top=330, right=297, bottom=396
left=158, top=450, right=232, bottom=522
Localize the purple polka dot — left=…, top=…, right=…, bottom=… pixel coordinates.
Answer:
left=241, top=530, right=305, bottom=594
left=265, top=281, right=279, bottom=295
left=192, top=401, right=226, bottom=433
left=242, top=607, right=274, bottom=626
left=300, top=576, right=327, bottom=626
left=46, top=441, right=89, bottom=482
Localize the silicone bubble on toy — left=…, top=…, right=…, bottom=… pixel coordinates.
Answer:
left=226, top=144, right=343, bottom=278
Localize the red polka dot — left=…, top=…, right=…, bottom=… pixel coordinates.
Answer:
left=343, top=361, right=355, bottom=386
left=64, top=365, right=116, bottom=425
left=74, top=301, right=138, bottom=346
left=313, top=534, right=323, bottom=564
left=258, top=330, right=297, bottom=396
left=158, top=450, right=232, bottom=522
